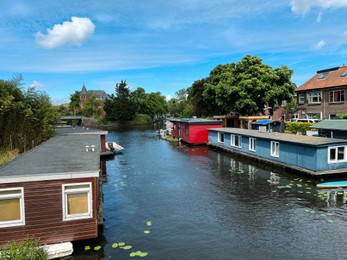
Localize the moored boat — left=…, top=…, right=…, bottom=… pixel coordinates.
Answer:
left=106, top=141, right=124, bottom=154
left=317, top=181, right=347, bottom=189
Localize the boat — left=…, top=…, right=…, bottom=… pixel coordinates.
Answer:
left=106, top=141, right=124, bottom=154
left=316, top=181, right=347, bottom=189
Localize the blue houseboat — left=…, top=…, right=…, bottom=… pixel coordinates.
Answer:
left=208, top=128, right=347, bottom=177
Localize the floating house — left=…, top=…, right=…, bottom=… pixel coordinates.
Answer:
left=208, top=128, right=347, bottom=177
left=170, top=118, right=222, bottom=145
left=0, top=127, right=108, bottom=258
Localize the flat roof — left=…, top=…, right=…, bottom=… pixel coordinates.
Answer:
left=310, top=120, right=347, bottom=131
left=169, top=118, right=222, bottom=125
left=0, top=127, right=106, bottom=184
left=209, top=128, right=347, bottom=146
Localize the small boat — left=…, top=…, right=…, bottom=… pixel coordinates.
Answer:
left=106, top=141, right=124, bottom=154
left=316, top=181, right=347, bottom=189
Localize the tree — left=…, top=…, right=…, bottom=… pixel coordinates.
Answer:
left=69, top=91, right=80, bottom=115
left=80, top=92, right=104, bottom=118
left=202, top=55, right=295, bottom=116
left=187, top=78, right=213, bottom=116
left=104, top=80, right=136, bottom=121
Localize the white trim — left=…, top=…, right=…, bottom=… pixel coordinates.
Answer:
left=231, top=134, right=242, bottom=148
left=218, top=132, right=225, bottom=143
left=249, top=137, right=256, bottom=152
left=0, top=187, right=25, bottom=228
left=270, top=141, right=280, bottom=157
left=62, top=182, right=93, bottom=221
left=0, top=171, right=99, bottom=184
left=328, top=146, right=347, bottom=164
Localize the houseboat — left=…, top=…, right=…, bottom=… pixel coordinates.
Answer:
left=0, top=127, right=108, bottom=258
left=170, top=118, right=222, bottom=145
left=208, top=128, right=347, bottom=177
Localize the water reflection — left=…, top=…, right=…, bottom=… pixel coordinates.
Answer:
left=71, top=128, right=347, bottom=260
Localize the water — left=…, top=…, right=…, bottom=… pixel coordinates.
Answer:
left=71, top=128, right=347, bottom=260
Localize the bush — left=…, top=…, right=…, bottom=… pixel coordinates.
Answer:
left=134, top=114, right=152, bottom=125
left=0, top=237, right=47, bottom=260
left=0, top=148, right=19, bottom=166
left=285, top=122, right=313, bottom=135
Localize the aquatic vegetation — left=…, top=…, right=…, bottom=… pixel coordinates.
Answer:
left=144, top=230, right=150, bottom=234
left=94, top=246, right=102, bottom=251
left=130, top=251, right=149, bottom=257
left=147, top=221, right=152, bottom=227
left=85, top=246, right=91, bottom=251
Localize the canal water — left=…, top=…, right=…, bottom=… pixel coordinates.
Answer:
left=72, top=127, right=347, bottom=260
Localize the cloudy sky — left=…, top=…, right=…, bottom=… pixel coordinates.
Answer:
left=1, top=0, right=347, bottom=104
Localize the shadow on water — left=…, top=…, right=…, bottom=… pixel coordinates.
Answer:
left=70, top=127, right=347, bottom=260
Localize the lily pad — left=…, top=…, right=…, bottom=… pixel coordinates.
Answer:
left=84, top=246, right=91, bottom=251
left=94, top=246, right=102, bottom=251
left=144, top=230, right=150, bottom=234
left=122, top=245, right=133, bottom=250
left=147, top=221, right=152, bottom=226
left=327, top=219, right=335, bottom=223
left=118, top=242, right=126, bottom=247
left=112, top=243, right=118, bottom=248
left=139, top=252, right=149, bottom=257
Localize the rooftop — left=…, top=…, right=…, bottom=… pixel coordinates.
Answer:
left=310, top=120, right=347, bottom=131
left=0, top=126, right=107, bottom=184
left=296, top=65, right=347, bottom=92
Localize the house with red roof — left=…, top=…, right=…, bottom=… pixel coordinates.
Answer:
left=295, top=65, right=347, bottom=120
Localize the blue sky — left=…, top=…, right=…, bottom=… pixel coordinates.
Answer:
left=1, top=0, right=347, bottom=105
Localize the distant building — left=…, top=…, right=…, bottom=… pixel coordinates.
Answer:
left=79, top=84, right=109, bottom=116
left=80, top=84, right=109, bottom=109
left=295, top=65, right=347, bottom=120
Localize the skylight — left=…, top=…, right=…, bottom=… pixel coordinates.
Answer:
left=341, top=69, right=347, bottom=77
left=318, top=72, right=328, bottom=79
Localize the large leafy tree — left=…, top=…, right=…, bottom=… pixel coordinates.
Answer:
left=104, top=80, right=136, bottom=121
left=203, top=55, right=295, bottom=116
left=69, top=91, right=80, bottom=115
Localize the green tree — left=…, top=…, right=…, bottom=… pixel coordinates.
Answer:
left=80, top=92, right=103, bottom=118
left=69, top=91, right=80, bottom=115
left=104, top=80, right=136, bottom=121
left=167, top=89, right=192, bottom=117
left=203, top=55, right=295, bottom=116
left=187, top=78, right=212, bottom=116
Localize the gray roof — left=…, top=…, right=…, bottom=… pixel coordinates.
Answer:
left=209, top=128, right=347, bottom=146
left=310, top=120, right=347, bottom=131
left=0, top=127, right=107, bottom=184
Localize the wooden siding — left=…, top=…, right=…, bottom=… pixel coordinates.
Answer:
left=178, top=123, right=222, bottom=144
left=0, top=177, right=98, bottom=245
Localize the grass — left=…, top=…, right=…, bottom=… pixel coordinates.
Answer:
left=0, top=237, right=47, bottom=260
left=0, top=147, right=19, bottom=166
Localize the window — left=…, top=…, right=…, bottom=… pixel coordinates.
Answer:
left=329, top=146, right=346, bottom=163
left=329, top=90, right=345, bottom=103
left=298, top=94, right=305, bottom=104
left=231, top=135, right=241, bottom=148
left=341, top=69, right=347, bottom=77
left=62, top=183, right=92, bottom=221
left=249, top=137, right=256, bottom=152
left=270, top=141, right=280, bottom=157
left=185, top=124, right=189, bottom=136
left=308, top=91, right=322, bottom=104
left=218, top=132, right=224, bottom=143
left=319, top=72, right=328, bottom=79
left=0, top=188, right=25, bottom=228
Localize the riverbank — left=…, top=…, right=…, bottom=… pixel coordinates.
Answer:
left=0, top=148, right=19, bottom=166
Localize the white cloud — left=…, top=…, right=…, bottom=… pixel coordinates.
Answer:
left=34, top=16, right=95, bottom=49
left=312, top=40, right=326, bottom=50
left=291, top=0, right=347, bottom=15
left=29, top=80, right=47, bottom=90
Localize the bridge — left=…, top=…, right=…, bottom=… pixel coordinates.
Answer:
left=59, top=116, right=84, bottom=125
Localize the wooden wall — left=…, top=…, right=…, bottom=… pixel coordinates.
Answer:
left=0, top=177, right=98, bottom=245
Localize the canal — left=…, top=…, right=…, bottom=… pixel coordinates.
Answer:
left=72, top=127, right=347, bottom=259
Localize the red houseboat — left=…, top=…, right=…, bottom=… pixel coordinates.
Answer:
left=170, top=118, right=222, bottom=145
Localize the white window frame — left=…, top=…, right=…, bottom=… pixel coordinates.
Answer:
left=328, top=146, right=347, bottom=163
left=307, top=91, right=322, bottom=104
left=218, top=132, right=224, bottom=143
left=0, top=187, right=25, bottom=228
left=298, top=94, right=305, bottom=104
left=270, top=141, right=280, bottom=157
left=62, top=182, right=93, bottom=221
left=249, top=137, right=256, bottom=152
left=231, top=134, right=242, bottom=148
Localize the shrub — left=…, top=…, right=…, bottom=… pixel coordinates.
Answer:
left=285, top=122, right=313, bottom=135
left=0, top=237, right=47, bottom=260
